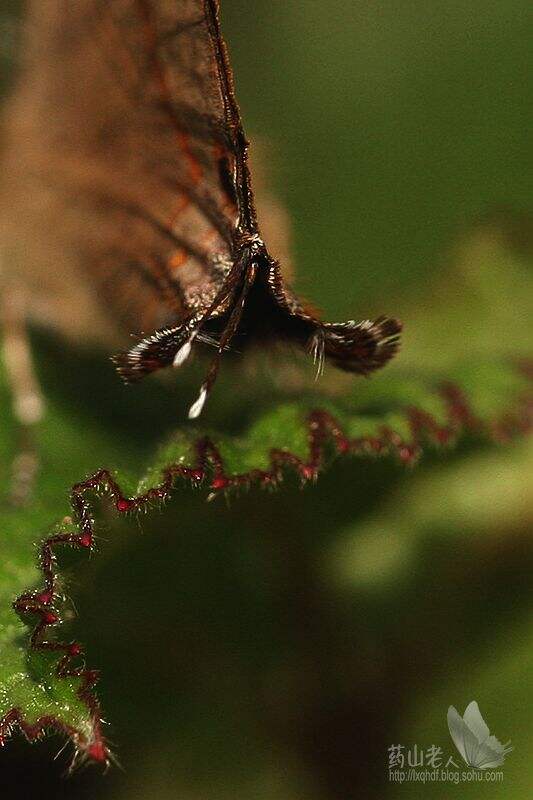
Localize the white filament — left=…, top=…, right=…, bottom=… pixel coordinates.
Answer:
left=173, top=340, right=192, bottom=368
left=188, top=385, right=208, bottom=419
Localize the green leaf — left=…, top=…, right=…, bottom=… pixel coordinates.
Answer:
left=0, top=337, right=530, bottom=764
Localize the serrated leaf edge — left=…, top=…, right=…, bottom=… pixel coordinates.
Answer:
left=1, top=370, right=532, bottom=767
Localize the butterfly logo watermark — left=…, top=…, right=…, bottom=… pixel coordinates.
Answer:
left=447, top=701, right=513, bottom=769
left=387, top=701, right=512, bottom=784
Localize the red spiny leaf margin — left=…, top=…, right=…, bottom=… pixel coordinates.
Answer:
left=2, top=373, right=533, bottom=766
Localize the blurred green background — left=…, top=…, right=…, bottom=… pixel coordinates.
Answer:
left=1, top=1, right=532, bottom=799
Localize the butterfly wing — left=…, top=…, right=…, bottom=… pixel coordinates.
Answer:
left=3, top=0, right=240, bottom=338
left=471, top=739, right=507, bottom=769
left=447, top=705, right=474, bottom=765
left=462, top=702, right=512, bottom=769
left=463, top=701, right=490, bottom=744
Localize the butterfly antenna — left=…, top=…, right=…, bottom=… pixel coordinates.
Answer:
left=196, top=332, right=232, bottom=351
left=188, top=264, right=257, bottom=419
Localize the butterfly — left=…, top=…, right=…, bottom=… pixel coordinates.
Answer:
left=4, top=0, right=401, bottom=418
left=447, top=702, right=513, bottom=769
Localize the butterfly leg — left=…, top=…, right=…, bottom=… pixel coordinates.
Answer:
left=1, top=286, right=45, bottom=506
left=188, top=261, right=258, bottom=418
left=114, top=256, right=249, bottom=411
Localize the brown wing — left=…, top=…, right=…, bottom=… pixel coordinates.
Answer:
left=2, top=0, right=242, bottom=336
left=3, top=0, right=401, bottom=416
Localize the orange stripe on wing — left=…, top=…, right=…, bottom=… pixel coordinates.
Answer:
left=167, top=193, right=189, bottom=227
left=168, top=249, right=188, bottom=270
left=178, top=131, right=203, bottom=185
left=136, top=0, right=203, bottom=189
